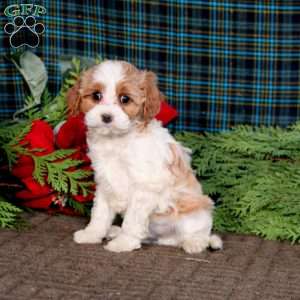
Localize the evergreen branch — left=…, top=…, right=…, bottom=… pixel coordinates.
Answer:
left=176, top=124, right=300, bottom=243
left=0, top=196, right=23, bottom=229
left=0, top=122, right=32, bottom=144
left=77, top=181, right=94, bottom=197
left=1, top=124, right=32, bottom=170
left=31, top=151, right=94, bottom=195
left=66, top=197, right=91, bottom=216
left=32, top=156, right=47, bottom=185
left=42, top=149, right=76, bottom=162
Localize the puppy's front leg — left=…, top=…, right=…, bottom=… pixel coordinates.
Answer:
left=74, top=191, right=115, bottom=244
left=104, top=190, right=157, bottom=252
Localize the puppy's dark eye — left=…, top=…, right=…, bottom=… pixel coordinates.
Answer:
left=92, top=92, right=103, bottom=102
left=120, top=95, right=131, bottom=104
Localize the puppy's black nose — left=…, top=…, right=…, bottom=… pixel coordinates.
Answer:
left=101, top=114, right=113, bottom=124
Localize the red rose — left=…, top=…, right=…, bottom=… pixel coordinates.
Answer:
left=56, top=113, right=87, bottom=150
left=12, top=120, right=55, bottom=178
left=156, top=101, right=178, bottom=126
left=12, top=120, right=55, bottom=209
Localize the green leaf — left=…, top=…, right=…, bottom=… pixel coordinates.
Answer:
left=11, top=51, right=48, bottom=119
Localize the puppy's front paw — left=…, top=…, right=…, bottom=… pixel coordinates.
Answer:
left=73, top=229, right=103, bottom=244
left=104, top=234, right=141, bottom=253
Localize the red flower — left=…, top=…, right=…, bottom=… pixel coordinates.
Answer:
left=156, top=102, right=178, bottom=126
left=12, top=120, right=55, bottom=209
left=56, top=113, right=87, bottom=150
left=12, top=120, right=54, bottom=178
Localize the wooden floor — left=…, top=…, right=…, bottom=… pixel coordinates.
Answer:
left=0, top=212, right=299, bottom=300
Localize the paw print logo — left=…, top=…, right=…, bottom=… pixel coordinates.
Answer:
left=4, top=16, right=45, bottom=48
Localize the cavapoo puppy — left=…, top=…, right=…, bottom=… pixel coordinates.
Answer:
left=69, top=60, right=222, bottom=253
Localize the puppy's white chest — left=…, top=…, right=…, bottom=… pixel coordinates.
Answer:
left=94, top=152, right=129, bottom=187
left=89, top=143, right=131, bottom=212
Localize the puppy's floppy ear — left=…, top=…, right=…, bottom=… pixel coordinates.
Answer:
left=141, top=71, right=164, bottom=123
left=66, top=79, right=82, bottom=116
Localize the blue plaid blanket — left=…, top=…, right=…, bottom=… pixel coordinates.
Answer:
left=1, top=1, right=300, bottom=132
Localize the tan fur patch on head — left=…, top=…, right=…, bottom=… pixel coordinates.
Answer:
left=66, top=79, right=81, bottom=116
left=114, top=61, right=165, bottom=123
left=141, top=71, right=163, bottom=123
left=116, top=62, right=145, bottom=119
left=67, top=66, right=100, bottom=116
left=80, top=81, right=105, bottom=113
left=117, top=87, right=143, bottom=119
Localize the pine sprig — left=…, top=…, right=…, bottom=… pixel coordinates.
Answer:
left=0, top=122, right=32, bottom=169
left=0, top=196, right=23, bottom=229
left=31, top=150, right=78, bottom=185
left=176, top=123, right=300, bottom=244
left=31, top=150, right=93, bottom=195
left=0, top=121, right=32, bottom=144
left=66, top=197, right=92, bottom=216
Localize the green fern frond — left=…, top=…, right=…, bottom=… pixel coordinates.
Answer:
left=67, top=197, right=91, bottom=216
left=44, top=149, right=76, bottom=162
left=0, top=122, right=32, bottom=169
left=31, top=150, right=94, bottom=196
left=0, top=197, right=23, bottom=229
left=176, top=123, right=300, bottom=243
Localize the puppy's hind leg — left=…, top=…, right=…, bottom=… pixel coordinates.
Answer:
left=177, top=209, right=222, bottom=254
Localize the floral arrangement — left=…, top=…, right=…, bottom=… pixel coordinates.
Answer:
left=0, top=51, right=177, bottom=227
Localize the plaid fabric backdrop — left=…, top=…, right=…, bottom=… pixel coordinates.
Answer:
left=1, top=1, right=300, bottom=132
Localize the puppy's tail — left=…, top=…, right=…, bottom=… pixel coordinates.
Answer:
left=209, top=234, right=223, bottom=250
